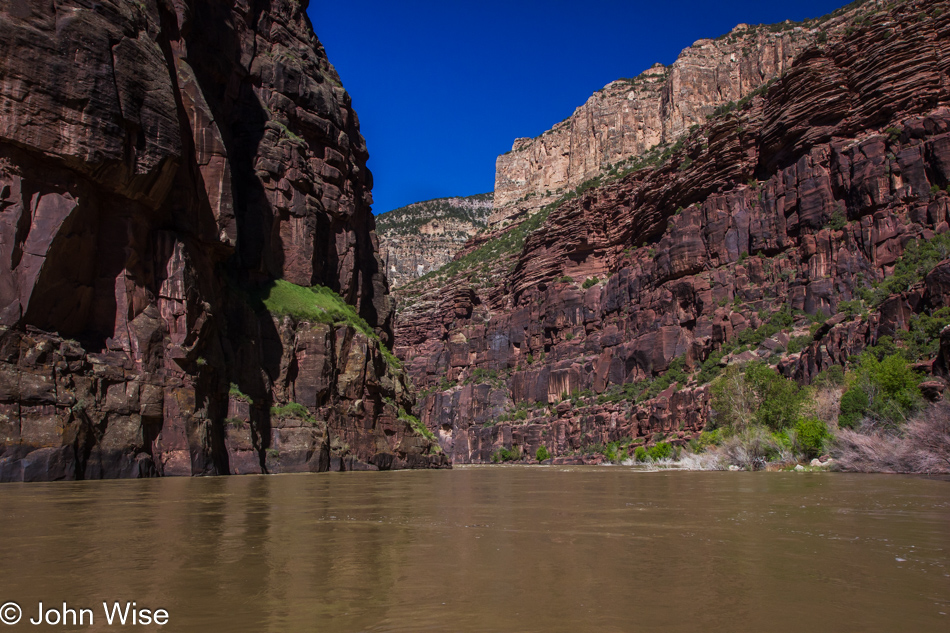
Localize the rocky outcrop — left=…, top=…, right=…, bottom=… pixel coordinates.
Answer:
left=394, top=0, right=950, bottom=464
left=491, top=2, right=881, bottom=228
left=0, top=0, right=446, bottom=481
left=377, top=193, right=492, bottom=288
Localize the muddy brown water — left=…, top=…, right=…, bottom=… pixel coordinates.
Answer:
left=0, top=467, right=946, bottom=632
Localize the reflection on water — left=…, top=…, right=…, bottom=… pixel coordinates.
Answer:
left=0, top=468, right=947, bottom=632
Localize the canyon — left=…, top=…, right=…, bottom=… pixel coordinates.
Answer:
left=394, top=0, right=950, bottom=465
left=2, top=0, right=947, bottom=479
left=0, top=0, right=446, bottom=481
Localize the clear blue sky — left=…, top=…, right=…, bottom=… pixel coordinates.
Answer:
left=307, top=0, right=849, bottom=214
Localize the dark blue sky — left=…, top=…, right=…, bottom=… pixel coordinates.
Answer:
left=308, top=0, right=849, bottom=214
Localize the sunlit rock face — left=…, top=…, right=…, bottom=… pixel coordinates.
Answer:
left=490, top=3, right=893, bottom=229
left=0, top=0, right=446, bottom=481
left=377, top=194, right=493, bottom=288
left=394, top=0, right=950, bottom=464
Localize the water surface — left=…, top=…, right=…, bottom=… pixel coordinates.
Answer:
left=0, top=467, right=947, bottom=632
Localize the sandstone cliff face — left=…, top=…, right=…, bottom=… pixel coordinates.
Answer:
left=0, top=0, right=446, bottom=481
left=491, top=3, right=874, bottom=228
left=395, top=0, right=950, bottom=465
left=377, top=193, right=492, bottom=288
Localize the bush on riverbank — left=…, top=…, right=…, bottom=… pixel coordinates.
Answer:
left=702, top=362, right=830, bottom=469
left=837, top=352, right=923, bottom=430
left=492, top=446, right=521, bottom=463
left=828, top=349, right=943, bottom=473
left=709, top=363, right=804, bottom=432
left=687, top=347, right=935, bottom=471
left=794, top=418, right=833, bottom=460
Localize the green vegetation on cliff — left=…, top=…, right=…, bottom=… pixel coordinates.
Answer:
left=405, top=203, right=554, bottom=289
left=862, top=233, right=950, bottom=306
left=258, top=279, right=401, bottom=369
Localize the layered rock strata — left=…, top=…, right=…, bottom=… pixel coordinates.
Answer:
left=395, top=0, right=950, bottom=464
left=377, top=193, right=493, bottom=288
left=0, top=0, right=446, bottom=481
left=491, top=1, right=879, bottom=228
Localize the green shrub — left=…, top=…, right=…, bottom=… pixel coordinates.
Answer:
left=603, top=439, right=633, bottom=463
left=787, top=335, right=813, bottom=355
left=693, top=428, right=725, bottom=451
left=747, top=363, right=803, bottom=430
left=711, top=362, right=803, bottom=431
left=647, top=442, right=674, bottom=461
left=838, top=387, right=869, bottom=429
left=582, top=277, right=600, bottom=289
left=899, top=307, right=950, bottom=361
left=597, top=381, right=648, bottom=405
left=867, top=234, right=950, bottom=306
left=828, top=208, right=847, bottom=230
left=536, top=446, right=551, bottom=462
left=492, top=446, right=521, bottom=463
left=557, top=275, right=574, bottom=283
left=840, top=353, right=922, bottom=428
left=863, top=354, right=923, bottom=422
left=696, top=350, right=726, bottom=385
left=838, top=300, right=864, bottom=319
left=711, top=100, right=737, bottom=118
left=813, top=365, right=845, bottom=388
left=770, top=305, right=795, bottom=328
left=793, top=417, right=831, bottom=459
left=770, top=429, right=793, bottom=456
left=862, top=334, right=901, bottom=361
left=638, top=356, right=688, bottom=402
left=633, top=446, right=647, bottom=462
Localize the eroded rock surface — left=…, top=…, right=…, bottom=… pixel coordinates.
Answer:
left=395, top=0, right=950, bottom=464
left=377, top=194, right=493, bottom=288
left=0, top=0, right=446, bottom=480
left=491, top=2, right=883, bottom=228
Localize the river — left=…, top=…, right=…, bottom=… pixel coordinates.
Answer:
left=0, top=467, right=946, bottom=632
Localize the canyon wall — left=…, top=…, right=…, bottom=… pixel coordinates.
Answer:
left=491, top=3, right=872, bottom=227
left=395, top=0, right=950, bottom=464
left=377, top=193, right=493, bottom=288
left=0, top=0, right=446, bottom=481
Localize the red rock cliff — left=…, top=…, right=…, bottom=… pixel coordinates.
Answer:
left=0, top=0, right=446, bottom=480
left=395, top=0, right=950, bottom=464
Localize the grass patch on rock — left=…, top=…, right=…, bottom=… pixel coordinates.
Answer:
left=258, top=279, right=401, bottom=369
